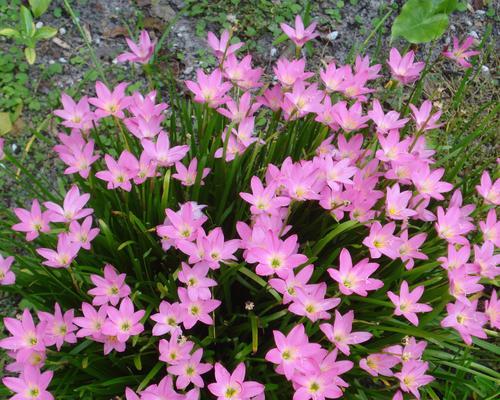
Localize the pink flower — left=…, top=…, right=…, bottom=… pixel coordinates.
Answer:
left=246, top=231, right=307, bottom=278
left=288, top=283, right=340, bottom=321
left=269, top=264, right=314, bottom=304
left=387, top=281, right=432, bottom=326
left=273, top=58, right=313, bottom=88
left=185, top=69, right=232, bottom=108
left=319, top=157, right=357, bottom=191
left=409, top=100, right=443, bottom=131
left=0, top=254, right=15, bottom=285
left=68, top=216, right=100, bottom=250
left=384, top=337, right=427, bottom=362
left=36, top=233, right=80, bottom=268
left=102, top=298, right=145, bottom=343
left=57, top=137, right=99, bottom=179
left=116, top=30, right=155, bottom=64
left=368, top=100, right=409, bottom=134
left=240, top=176, right=290, bottom=216
left=442, top=36, right=479, bottom=68
left=411, top=165, right=452, bottom=200
left=73, top=303, right=108, bottom=340
left=142, top=131, right=189, bottom=168
left=376, top=130, right=411, bottom=163
left=328, top=248, right=383, bottom=295
left=280, top=15, right=318, bottom=47
left=208, top=362, right=264, bottom=400
left=44, top=185, right=93, bottom=223
left=485, top=290, right=500, bottom=329
left=479, top=209, right=500, bottom=247
left=37, top=303, right=77, bottom=350
left=3, top=366, right=54, bottom=400
left=12, top=199, right=51, bottom=241
left=320, top=62, right=349, bottom=93
left=217, top=92, right=260, bottom=123
left=435, top=206, right=475, bottom=245
left=178, top=262, right=217, bottom=301
left=167, top=348, right=212, bottom=389
left=95, top=151, right=139, bottom=192
left=395, top=360, right=434, bottom=400
left=0, top=309, right=47, bottom=364
left=448, top=266, right=483, bottom=304
left=207, top=30, right=243, bottom=60
left=150, top=301, right=184, bottom=336
left=385, top=184, right=416, bottom=220
left=157, top=202, right=207, bottom=249
left=476, top=171, right=500, bottom=205
left=333, top=101, right=370, bottom=132
left=362, top=222, right=402, bottom=259
left=387, top=48, right=425, bottom=84
left=292, top=361, right=347, bottom=400
left=441, top=300, right=488, bottom=345
left=398, top=231, right=428, bottom=270
left=265, top=323, right=322, bottom=380
left=320, top=310, right=372, bottom=355
left=88, top=81, right=130, bottom=119
left=473, top=241, right=500, bottom=279
left=178, top=287, right=221, bottom=329
left=134, top=151, right=157, bottom=184
left=183, top=227, right=239, bottom=269
left=88, top=264, right=131, bottom=306
left=172, top=158, right=210, bottom=187
left=53, top=93, right=94, bottom=130
left=222, top=55, right=263, bottom=90
left=256, top=84, right=284, bottom=112
left=359, top=353, right=399, bottom=377
left=158, top=332, right=194, bottom=365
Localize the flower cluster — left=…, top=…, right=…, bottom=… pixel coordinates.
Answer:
left=0, top=13, right=496, bottom=400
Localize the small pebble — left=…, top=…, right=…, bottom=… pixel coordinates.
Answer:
left=469, top=31, right=479, bottom=39
left=327, top=31, right=339, bottom=41
left=59, top=57, right=67, bottom=63
left=465, top=19, right=473, bottom=26
left=48, top=59, right=55, bottom=64
left=481, top=65, right=490, bottom=74
left=35, top=21, right=44, bottom=29
left=270, top=47, right=277, bottom=57
left=476, top=10, right=486, bottom=15
left=59, top=27, right=66, bottom=35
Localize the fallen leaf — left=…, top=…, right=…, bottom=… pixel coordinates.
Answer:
left=104, top=26, right=129, bottom=38
left=52, top=37, right=71, bottom=49
left=0, top=112, right=12, bottom=136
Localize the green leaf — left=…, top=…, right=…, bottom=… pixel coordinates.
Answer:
left=24, top=47, right=36, bottom=64
left=391, top=0, right=451, bottom=43
left=34, top=26, right=57, bottom=40
left=19, top=6, right=35, bottom=37
left=29, top=0, right=52, bottom=18
left=0, top=112, right=12, bottom=136
left=0, top=28, right=21, bottom=38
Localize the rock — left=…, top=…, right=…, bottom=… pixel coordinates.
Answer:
left=59, top=27, right=66, bottom=35
left=270, top=47, right=277, bottom=57
left=35, top=21, right=44, bottom=29
left=469, top=31, right=479, bottom=39
left=150, top=0, right=176, bottom=22
left=481, top=65, right=490, bottom=75
left=327, top=31, right=339, bottom=41
left=183, top=66, right=193, bottom=75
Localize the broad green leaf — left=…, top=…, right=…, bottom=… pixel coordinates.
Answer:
left=24, top=47, right=36, bottom=64
left=0, top=28, right=21, bottom=38
left=391, top=0, right=450, bottom=43
left=34, top=26, right=57, bottom=40
left=29, top=0, right=52, bottom=18
left=0, top=112, right=12, bottom=136
left=19, top=6, right=35, bottom=37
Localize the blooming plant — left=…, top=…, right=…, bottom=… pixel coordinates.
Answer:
left=0, top=16, right=498, bottom=400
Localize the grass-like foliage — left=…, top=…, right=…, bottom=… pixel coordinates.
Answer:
left=0, top=13, right=499, bottom=400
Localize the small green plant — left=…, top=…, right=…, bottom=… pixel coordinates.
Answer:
left=392, top=0, right=467, bottom=44
left=0, top=3, right=57, bottom=64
